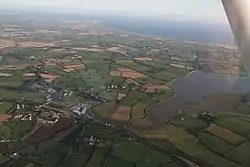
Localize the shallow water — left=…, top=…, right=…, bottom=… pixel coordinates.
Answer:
left=147, top=71, right=250, bottom=125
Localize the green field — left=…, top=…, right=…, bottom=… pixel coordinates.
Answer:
left=99, top=90, right=118, bottom=101
left=0, top=80, right=22, bottom=87
left=112, top=141, right=173, bottom=167
left=131, top=102, right=149, bottom=121
left=0, top=125, right=12, bottom=140
left=84, top=123, right=124, bottom=140
left=227, top=142, right=250, bottom=167
left=0, top=90, right=44, bottom=100
left=117, top=60, right=188, bottom=82
left=215, top=117, right=250, bottom=136
left=46, top=67, right=66, bottom=75
left=205, top=124, right=246, bottom=144
left=85, top=142, right=112, bottom=167
left=36, top=145, right=70, bottom=167
left=154, top=70, right=183, bottom=81
left=106, top=157, right=135, bottom=167
left=117, top=60, right=153, bottom=72
left=6, top=120, right=34, bottom=140
left=171, top=115, right=208, bottom=132
left=0, top=103, right=13, bottom=114
left=195, top=150, right=241, bottom=167
left=164, top=126, right=203, bottom=155
left=62, top=154, right=89, bottom=167
left=198, top=131, right=234, bottom=154
left=0, top=154, right=9, bottom=165
left=120, top=91, right=149, bottom=106
left=93, top=103, right=118, bottom=118
left=135, top=77, right=165, bottom=85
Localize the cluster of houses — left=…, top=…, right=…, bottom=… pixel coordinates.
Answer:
left=71, top=103, right=88, bottom=116
left=14, top=114, right=33, bottom=121
left=45, top=87, right=72, bottom=102
left=84, top=136, right=99, bottom=146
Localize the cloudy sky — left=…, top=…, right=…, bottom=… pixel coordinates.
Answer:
left=0, top=0, right=227, bottom=21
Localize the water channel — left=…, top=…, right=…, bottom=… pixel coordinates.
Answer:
left=148, top=71, right=250, bottom=125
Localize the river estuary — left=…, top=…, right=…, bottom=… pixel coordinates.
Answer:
left=148, top=71, right=250, bottom=125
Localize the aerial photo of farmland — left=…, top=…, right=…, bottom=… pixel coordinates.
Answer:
left=0, top=2, right=250, bottom=167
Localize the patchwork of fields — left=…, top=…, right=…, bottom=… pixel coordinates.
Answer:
left=0, top=11, right=249, bottom=167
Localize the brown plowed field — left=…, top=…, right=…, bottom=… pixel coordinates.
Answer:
left=15, top=117, right=74, bottom=151
left=0, top=73, right=12, bottom=77
left=0, top=114, right=12, bottom=124
left=145, top=84, right=171, bottom=93
left=112, top=106, right=131, bottom=121
left=20, top=42, right=56, bottom=47
left=122, top=71, right=146, bottom=79
left=64, top=64, right=86, bottom=70
left=134, top=58, right=152, bottom=61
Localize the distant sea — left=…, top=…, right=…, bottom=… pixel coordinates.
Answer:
left=3, top=8, right=235, bottom=45
left=80, top=14, right=235, bottom=45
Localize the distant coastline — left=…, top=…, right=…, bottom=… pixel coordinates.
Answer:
left=70, top=13, right=235, bottom=45
left=0, top=8, right=235, bottom=45
left=96, top=15, right=235, bottom=45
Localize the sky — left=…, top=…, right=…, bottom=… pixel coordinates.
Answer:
left=0, top=0, right=227, bottom=21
